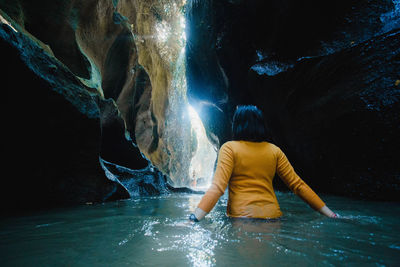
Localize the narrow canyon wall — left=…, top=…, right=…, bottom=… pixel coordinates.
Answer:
left=0, top=19, right=129, bottom=213
left=0, top=0, right=195, bottom=213
left=116, top=0, right=195, bottom=186
left=186, top=0, right=400, bottom=200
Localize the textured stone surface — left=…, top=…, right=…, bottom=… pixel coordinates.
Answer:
left=1, top=0, right=195, bottom=187
left=116, top=0, right=195, bottom=185
left=0, top=0, right=192, bottom=214
left=0, top=0, right=199, bottom=213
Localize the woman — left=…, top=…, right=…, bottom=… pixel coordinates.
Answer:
left=189, top=105, right=336, bottom=222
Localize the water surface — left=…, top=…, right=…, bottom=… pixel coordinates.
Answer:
left=1, top=192, right=399, bottom=266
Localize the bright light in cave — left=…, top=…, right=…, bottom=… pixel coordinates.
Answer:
left=153, top=0, right=187, bottom=61
left=150, top=0, right=216, bottom=189
left=188, top=105, right=217, bottom=190
left=155, top=20, right=170, bottom=43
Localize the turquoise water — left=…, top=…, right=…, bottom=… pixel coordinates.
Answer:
left=1, top=192, right=399, bottom=266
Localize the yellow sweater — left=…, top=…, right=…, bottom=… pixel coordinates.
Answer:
left=197, top=141, right=325, bottom=219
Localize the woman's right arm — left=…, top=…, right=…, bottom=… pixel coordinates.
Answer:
left=191, top=143, right=235, bottom=221
left=275, top=147, right=336, bottom=218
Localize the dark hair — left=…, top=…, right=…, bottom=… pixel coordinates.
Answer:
left=232, top=105, right=268, bottom=142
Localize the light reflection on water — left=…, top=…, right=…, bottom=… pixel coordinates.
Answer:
left=0, top=193, right=399, bottom=266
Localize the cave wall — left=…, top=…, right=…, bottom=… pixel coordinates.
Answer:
left=0, top=19, right=129, bottom=214
left=116, top=0, right=195, bottom=186
left=186, top=0, right=400, bottom=200
left=0, top=0, right=193, bottom=181
left=0, top=0, right=196, bottom=213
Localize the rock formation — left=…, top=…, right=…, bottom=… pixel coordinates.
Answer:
left=0, top=0, right=196, bottom=214
left=0, top=19, right=130, bottom=213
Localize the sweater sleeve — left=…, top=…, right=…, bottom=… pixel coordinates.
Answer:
left=197, top=143, right=234, bottom=213
left=276, top=147, right=325, bottom=210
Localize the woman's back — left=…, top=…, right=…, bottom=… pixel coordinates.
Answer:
left=197, top=141, right=325, bottom=219
left=191, top=105, right=336, bottom=222
left=227, top=141, right=282, bottom=218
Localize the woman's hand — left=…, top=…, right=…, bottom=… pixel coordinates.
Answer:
left=189, top=213, right=199, bottom=222
left=189, top=208, right=207, bottom=222
left=318, top=205, right=338, bottom=218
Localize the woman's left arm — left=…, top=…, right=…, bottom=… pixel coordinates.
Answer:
left=276, top=147, right=333, bottom=214
left=190, top=143, right=234, bottom=221
left=318, top=205, right=337, bottom=218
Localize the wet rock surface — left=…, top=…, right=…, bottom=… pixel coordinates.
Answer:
left=1, top=0, right=195, bottom=187
left=0, top=0, right=190, bottom=213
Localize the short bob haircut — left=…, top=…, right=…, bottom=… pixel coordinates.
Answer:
left=232, top=105, right=269, bottom=142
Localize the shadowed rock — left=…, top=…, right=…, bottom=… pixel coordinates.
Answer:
left=249, top=29, right=400, bottom=200
left=185, top=0, right=400, bottom=200
left=0, top=21, right=129, bottom=215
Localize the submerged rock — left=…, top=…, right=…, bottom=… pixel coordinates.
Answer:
left=100, top=158, right=203, bottom=197
left=100, top=159, right=168, bottom=197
